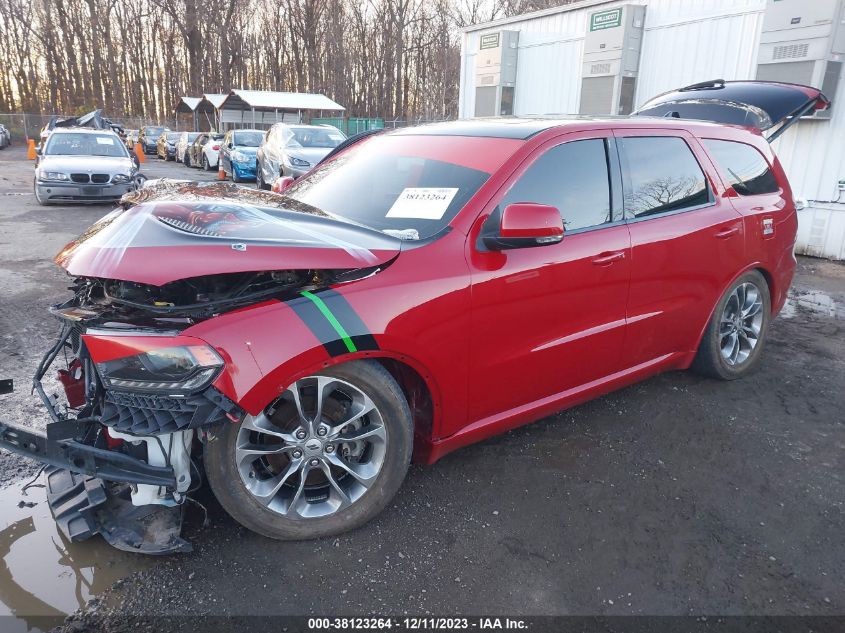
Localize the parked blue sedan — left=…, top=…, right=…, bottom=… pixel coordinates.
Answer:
left=219, top=129, right=263, bottom=182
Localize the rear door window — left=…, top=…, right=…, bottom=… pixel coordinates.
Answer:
left=618, top=136, right=710, bottom=219
left=501, top=138, right=613, bottom=231
left=702, top=139, right=779, bottom=196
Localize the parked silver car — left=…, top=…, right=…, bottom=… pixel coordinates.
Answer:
left=0, top=123, right=10, bottom=149
left=255, top=123, right=345, bottom=189
left=34, top=128, right=139, bottom=205
left=175, top=131, right=201, bottom=165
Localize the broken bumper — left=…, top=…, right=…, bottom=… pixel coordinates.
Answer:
left=0, top=412, right=191, bottom=554
left=0, top=390, right=190, bottom=554
left=0, top=418, right=176, bottom=488
left=0, top=318, right=240, bottom=553
left=45, top=467, right=191, bottom=554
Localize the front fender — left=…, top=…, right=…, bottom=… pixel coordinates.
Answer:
left=184, top=292, right=443, bottom=419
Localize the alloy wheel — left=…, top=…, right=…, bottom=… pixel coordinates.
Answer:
left=236, top=375, right=388, bottom=519
left=719, top=282, right=764, bottom=366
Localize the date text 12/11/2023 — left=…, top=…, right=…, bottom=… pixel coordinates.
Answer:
left=307, top=617, right=529, bottom=630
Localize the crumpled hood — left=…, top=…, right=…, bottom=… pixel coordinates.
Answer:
left=55, top=200, right=401, bottom=286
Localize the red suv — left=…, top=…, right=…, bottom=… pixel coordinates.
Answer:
left=0, top=81, right=829, bottom=551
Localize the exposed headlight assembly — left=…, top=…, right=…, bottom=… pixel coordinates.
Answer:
left=287, top=156, right=310, bottom=167
left=111, top=174, right=131, bottom=184
left=232, top=151, right=249, bottom=162
left=96, top=345, right=223, bottom=394
left=39, top=170, right=69, bottom=182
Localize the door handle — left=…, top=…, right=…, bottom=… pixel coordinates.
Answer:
left=591, top=251, right=626, bottom=266
left=715, top=226, right=740, bottom=239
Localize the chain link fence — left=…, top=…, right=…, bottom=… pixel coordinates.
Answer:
left=0, top=112, right=452, bottom=148
left=0, top=113, right=178, bottom=146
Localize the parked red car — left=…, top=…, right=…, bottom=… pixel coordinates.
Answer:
left=0, top=81, right=829, bottom=551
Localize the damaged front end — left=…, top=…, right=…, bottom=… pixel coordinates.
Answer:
left=0, top=182, right=401, bottom=553
left=0, top=321, right=221, bottom=554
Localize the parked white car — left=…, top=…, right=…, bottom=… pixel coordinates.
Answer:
left=196, top=132, right=224, bottom=171
left=175, top=132, right=201, bottom=165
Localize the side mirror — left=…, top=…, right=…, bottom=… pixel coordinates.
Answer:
left=271, top=175, right=295, bottom=194
left=227, top=142, right=234, bottom=149
left=483, top=203, right=564, bottom=250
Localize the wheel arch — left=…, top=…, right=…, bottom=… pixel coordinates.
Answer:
left=687, top=263, right=774, bottom=366
left=238, top=349, right=441, bottom=464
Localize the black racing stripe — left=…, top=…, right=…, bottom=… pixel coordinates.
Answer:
left=286, top=295, right=348, bottom=356
left=350, top=333, right=380, bottom=352
left=285, top=290, right=379, bottom=357
left=311, top=288, right=380, bottom=352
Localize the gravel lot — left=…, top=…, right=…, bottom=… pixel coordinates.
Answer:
left=0, top=145, right=843, bottom=631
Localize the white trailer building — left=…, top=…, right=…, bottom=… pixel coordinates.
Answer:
left=459, top=0, right=845, bottom=260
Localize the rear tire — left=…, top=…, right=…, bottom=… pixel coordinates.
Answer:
left=692, top=270, right=771, bottom=380
left=204, top=360, right=413, bottom=540
left=203, top=155, right=210, bottom=171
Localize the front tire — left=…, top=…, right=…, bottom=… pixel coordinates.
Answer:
left=204, top=360, right=413, bottom=540
left=692, top=270, right=771, bottom=380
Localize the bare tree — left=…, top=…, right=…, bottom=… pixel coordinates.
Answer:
left=0, top=0, right=546, bottom=119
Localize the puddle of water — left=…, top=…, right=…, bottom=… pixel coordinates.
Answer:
left=0, top=481, right=151, bottom=632
left=781, top=289, right=842, bottom=320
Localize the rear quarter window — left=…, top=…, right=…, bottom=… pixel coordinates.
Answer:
left=702, top=139, right=779, bottom=196
left=618, top=136, right=711, bottom=219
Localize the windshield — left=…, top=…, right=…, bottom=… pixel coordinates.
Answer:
left=166, top=133, right=180, bottom=142
left=285, top=134, right=520, bottom=240
left=233, top=131, right=263, bottom=147
left=186, top=133, right=201, bottom=142
left=45, top=133, right=128, bottom=158
left=144, top=127, right=164, bottom=137
left=287, top=127, right=346, bottom=149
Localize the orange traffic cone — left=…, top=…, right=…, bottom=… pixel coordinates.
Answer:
left=134, top=141, right=146, bottom=164
left=26, top=138, right=36, bottom=160
left=217, top=164, right=226, bottom=181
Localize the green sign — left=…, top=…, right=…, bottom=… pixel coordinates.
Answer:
left=590, top=8, right=622, bottom=31
left=480, top=33, right=500, bottom=50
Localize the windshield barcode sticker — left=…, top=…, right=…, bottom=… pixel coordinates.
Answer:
left=386, top=188, right=459, bottom=220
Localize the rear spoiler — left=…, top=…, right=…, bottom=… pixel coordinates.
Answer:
left=634, top=79, right=831, bottom=143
